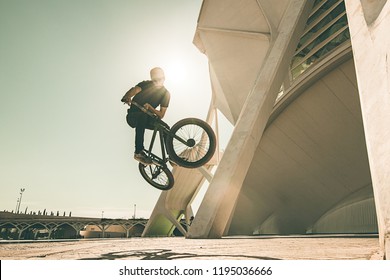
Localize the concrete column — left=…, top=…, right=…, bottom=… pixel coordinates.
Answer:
left=187, top=0, right=312, bottom=239
left=345, top=0, right=390, bottom=259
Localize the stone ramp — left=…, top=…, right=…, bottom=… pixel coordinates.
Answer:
left=142, top=165, right=213, bottom=237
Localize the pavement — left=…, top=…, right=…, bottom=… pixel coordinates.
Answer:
left=0, top=234, right=384, bottom=260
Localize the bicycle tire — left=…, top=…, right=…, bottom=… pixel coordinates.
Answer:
left=138, top=163, right=174, bottom=191
left=166, top=118, right=216, bottom=168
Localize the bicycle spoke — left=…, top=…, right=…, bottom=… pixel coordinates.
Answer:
left=172, top=123, right=211, bottom=163
left=166, top=118, right=216, bottom=169
left=144, top=164, right=169, bottom=185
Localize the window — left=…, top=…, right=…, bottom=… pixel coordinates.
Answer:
left=290, top=0, right=350, bottom=79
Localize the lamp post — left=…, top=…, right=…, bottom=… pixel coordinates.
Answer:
left=15, top=198, right=19, bottom=213
left=133, top=204, right=136, bottom=219
left=16, top=188, right=25, bottom=213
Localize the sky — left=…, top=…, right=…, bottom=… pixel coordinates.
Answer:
left=0, top=0, right=231, bottom=219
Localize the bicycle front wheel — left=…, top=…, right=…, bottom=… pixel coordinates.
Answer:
left=166, top=118, right=216, bottom=168
left=138, top=163, right=174, bottom=191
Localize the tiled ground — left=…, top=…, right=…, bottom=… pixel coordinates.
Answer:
left=0, top=235, right=383, bottom=260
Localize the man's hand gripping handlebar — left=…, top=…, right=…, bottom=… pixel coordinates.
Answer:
left=128, top=101, right=159, bottom=119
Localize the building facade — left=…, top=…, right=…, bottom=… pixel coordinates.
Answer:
left=145, top=0, right=390, bottom=259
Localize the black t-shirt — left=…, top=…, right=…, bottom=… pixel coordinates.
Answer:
left=129, top=80, right=170, bottom=113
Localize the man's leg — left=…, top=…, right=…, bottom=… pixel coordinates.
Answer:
left=133, top=113, right=154, bottom=165
left=127, top=111, right=152, bottom=165
left=135, top=113, right=148, bottom=153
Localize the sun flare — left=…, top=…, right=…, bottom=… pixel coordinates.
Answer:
left=163, top=60, right=188, bottom=84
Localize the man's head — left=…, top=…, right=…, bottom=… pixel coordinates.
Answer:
left=150, top=67, right=165, bottom=88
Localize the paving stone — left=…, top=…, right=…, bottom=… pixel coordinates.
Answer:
left=0, top=235, right=382, bottom=260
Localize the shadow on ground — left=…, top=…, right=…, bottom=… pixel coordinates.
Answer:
left=80, top=249, right=281, bottom=260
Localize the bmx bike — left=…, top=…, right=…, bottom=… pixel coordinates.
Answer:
left=130, top=101, right=216, bottom=191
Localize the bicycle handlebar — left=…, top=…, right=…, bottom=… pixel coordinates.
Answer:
left=130, top=101, right=159, bottom=119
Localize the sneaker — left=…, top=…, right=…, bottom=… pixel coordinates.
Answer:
left=134, top=151, right=152, bottom=165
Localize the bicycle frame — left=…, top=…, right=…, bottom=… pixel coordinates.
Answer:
left=130, top=101, right=192, bottom=166
left=145, top=121, right=169, bottom=167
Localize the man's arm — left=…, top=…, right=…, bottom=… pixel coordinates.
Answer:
left=144, top=104, right=167, bottom=119
left=121, top=86, right=142, bottom=105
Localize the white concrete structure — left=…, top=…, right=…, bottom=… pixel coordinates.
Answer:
left=344, top=0, right=390, bottom=259
left=145, top=0, right=390, bottom=259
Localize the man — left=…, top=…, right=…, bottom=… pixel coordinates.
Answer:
left=121, top=67, right=170, bottom=165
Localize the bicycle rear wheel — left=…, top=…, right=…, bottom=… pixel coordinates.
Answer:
left=138, top=163, right=174, bottom=191
left=166, top=118, right=216, bottom=168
